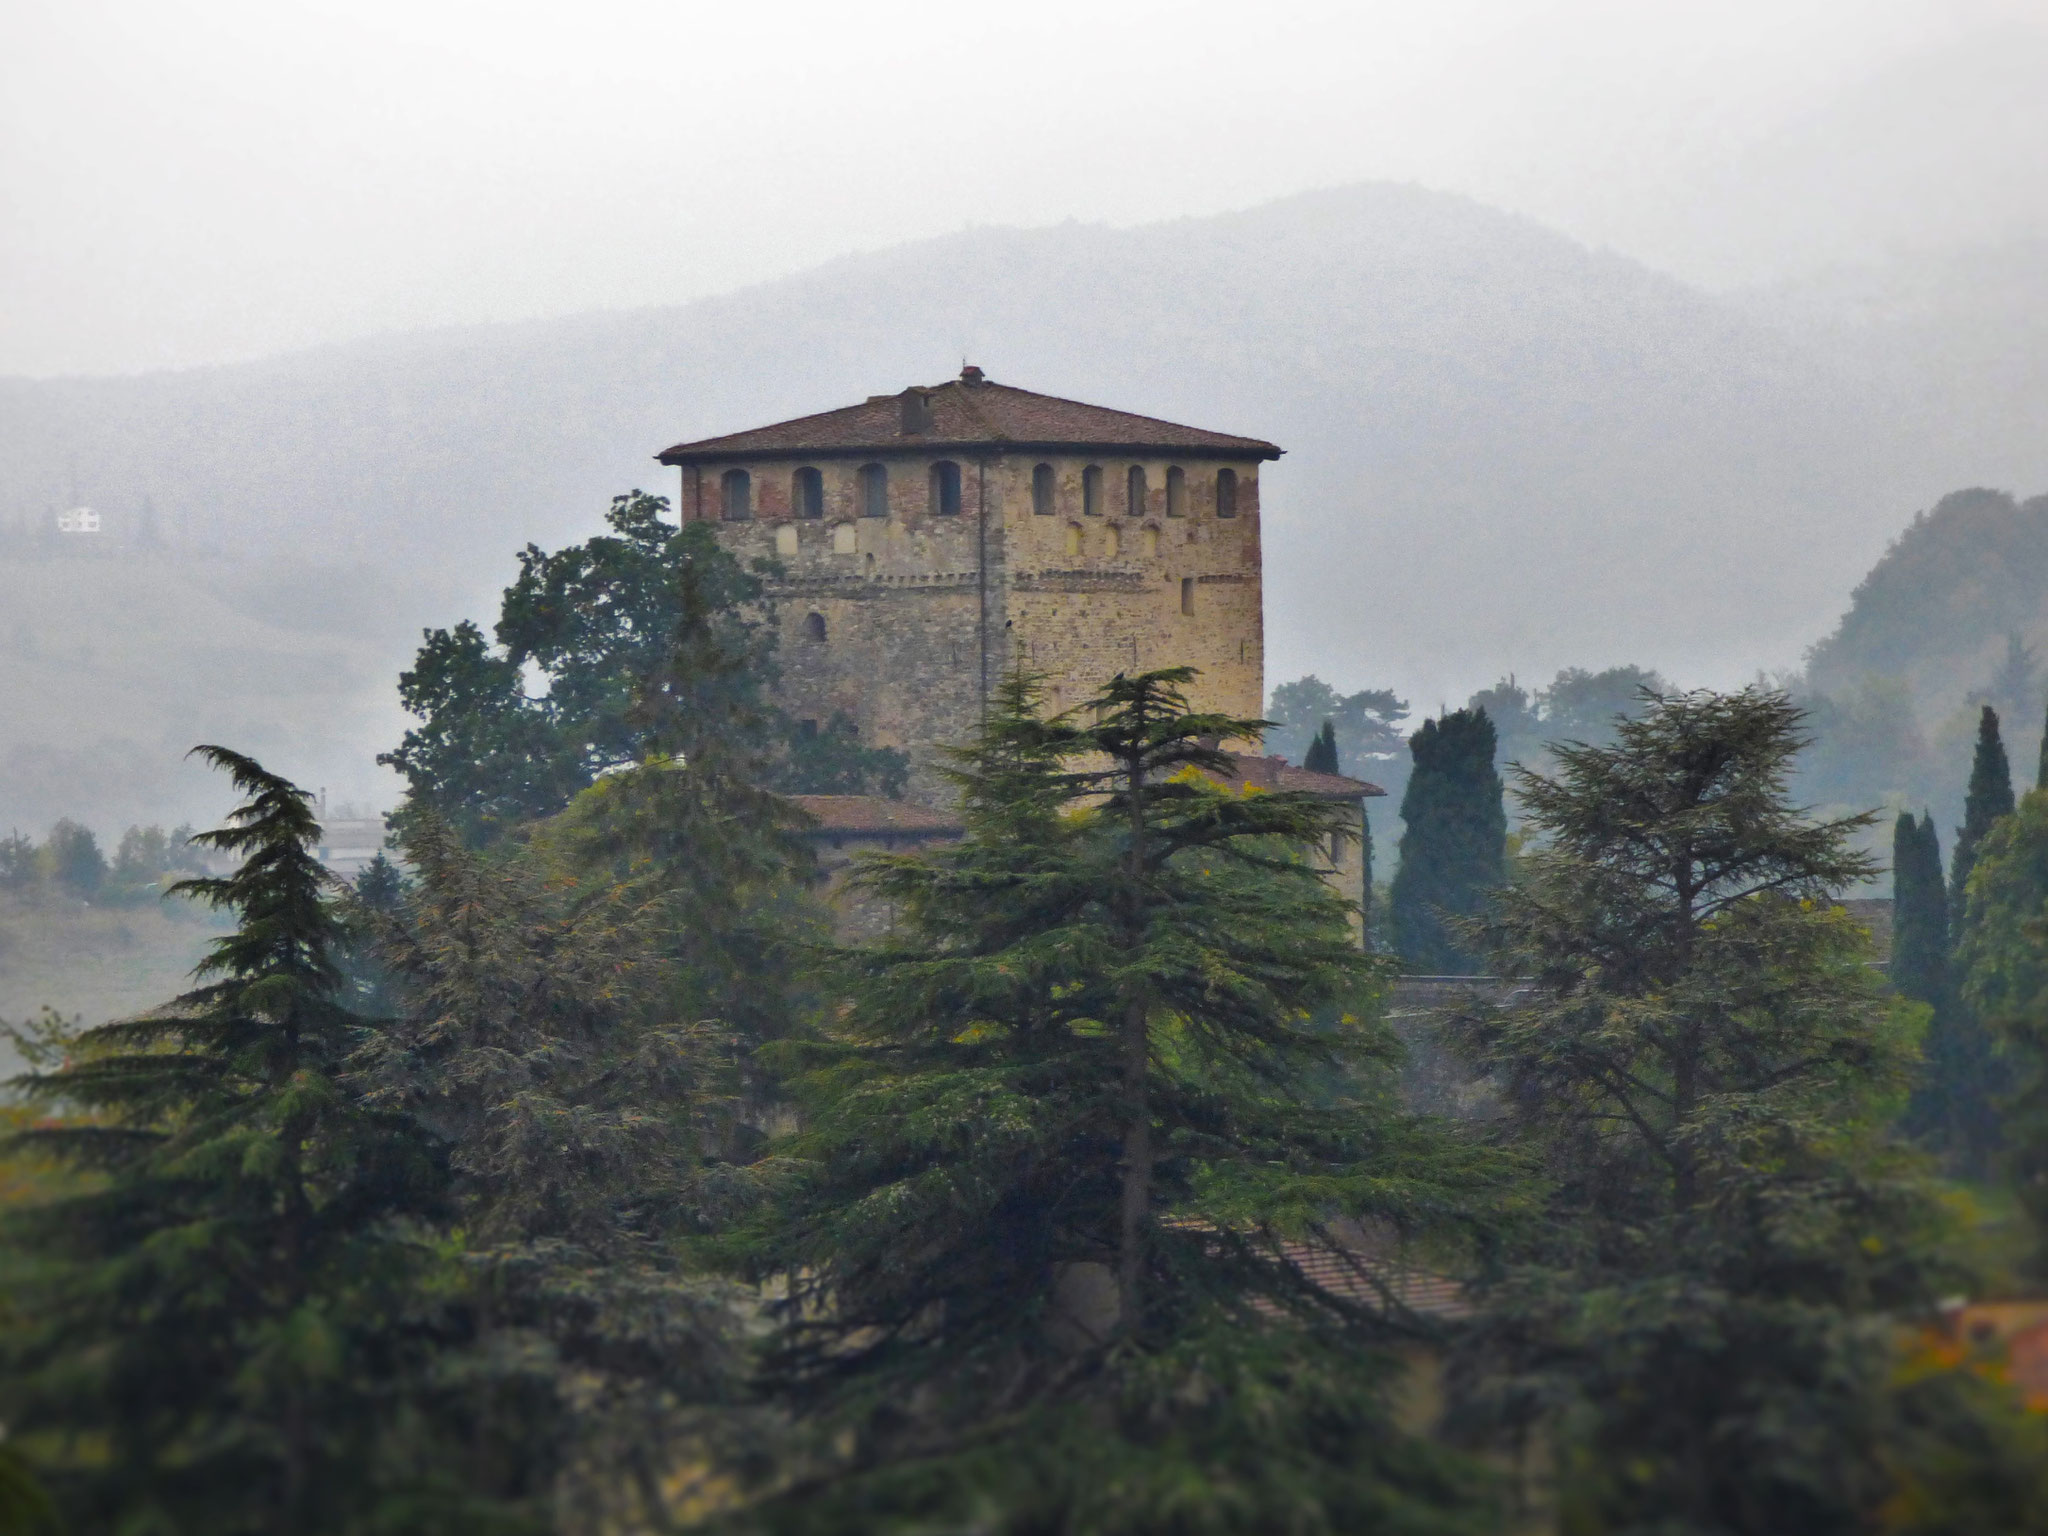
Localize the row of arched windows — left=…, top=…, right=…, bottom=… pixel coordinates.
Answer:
left=714, top=461, right=1240, bottom=522
left=721, top=462, right=958, bottom=522
left=1032, top=463, right=1236, bottom=519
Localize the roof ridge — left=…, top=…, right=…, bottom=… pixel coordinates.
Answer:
left=655, top=376, right=1281, bottom=463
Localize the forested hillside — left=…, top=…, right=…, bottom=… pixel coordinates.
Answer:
left=3, top=183, right=2043, bottom=835
left=1794, top=486, right=2048, bottom=833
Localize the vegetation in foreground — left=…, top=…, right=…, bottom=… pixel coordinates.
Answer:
left=5, top=493, right=2048, bottom=1532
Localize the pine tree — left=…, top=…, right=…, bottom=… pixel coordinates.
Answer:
left=740, top=669, right=1511, bottom=1532
left=1446, top=689, right=1958, bottom=1534
left=1303, top=718, right=1339, bottom=773
left=350, top=815, right=763, bottom=1529
left=1388, top=708, right=1505, bottom=974
left=1951, top=704, right=2015, bottom=928
left=0, top=749, right=449, bottom=1533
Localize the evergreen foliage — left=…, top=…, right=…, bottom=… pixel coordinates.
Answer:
left=0, top=748, right=450, bottom=1533
left=1954, top=791, right=2048, bottom=1277
left=739, top=669, right=1514, bottom=1532
left=2038, top=696, right=2048, bottom=792
left=1360, top=801, right=1376, bottom=949
left=350, top=814, right=768, bottom=1529
left=1388, top=708, right=1505, bottom=974
left=1922, top=706, right=2017, bottom=1172
left=1892, top=810, right=1995, bottom=1164
left=1303, top=718, right=1339, bottom=774
left=1264, top=677, right=1408, bottom=775
left=1446, top=688, right=1960, bottom=1535
left=1950, top=704, right=2015, bottom=928
left=1893, top=811, right=1949, bottom=1010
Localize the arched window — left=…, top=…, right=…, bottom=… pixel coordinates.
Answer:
left=804, top=611, right=827, bottom=643
left=1216, top=468, right=1238, bottom=519
left=1065, top=522, right=1083, bottom=557
left=1142, top=525, right=1160, bottom=557
left=858, top=462, right=889, bottom=518
left=721, top=468, right=751, bottom=521
left=1165, top=466, right=1187, bottom=517
left=930, top=460, right=962, bottom=516
left=1105, top=524, right=1121, bottom=559
left=793, top=466, right=824, bottom=518
left=1032, top=462, right=1056, bottom=516
left=831, top=522, right=857, bottom=555
left=775, top=524, right=799, bottom=558
left=1127, top=465, right=1148, bottom=517
left=1082, top=465, right=1104, bottom=517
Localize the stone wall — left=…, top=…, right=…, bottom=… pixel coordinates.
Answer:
left=688, top=450, right=1262, bottom=807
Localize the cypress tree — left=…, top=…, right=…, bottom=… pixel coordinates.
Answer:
left=1951, top=704, right=2016, bottom=927
left=1897, top=809, right=1999, bottom=1163
left=1892, top=811, right=1949, bottom=1009
left=2038, top=696, right=2048, bottom=791
left=1303, top=718, right=1340, bottom=774
left=0, top=749, right=448, bottom=1533
left=1388, top=708, right=1506, bottom=974
left=741, top=669, right=1512, bottom=1532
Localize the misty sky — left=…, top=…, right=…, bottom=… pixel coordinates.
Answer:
left=6, top=0, right=2046, bottom=378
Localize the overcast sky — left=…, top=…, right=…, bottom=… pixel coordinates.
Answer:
left=4, top=0, right=2045, bottom=377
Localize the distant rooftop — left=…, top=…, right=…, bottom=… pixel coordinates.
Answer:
left=787, top=795, right=964, bottom=838
left=657, top=367, right=1283, bottom=465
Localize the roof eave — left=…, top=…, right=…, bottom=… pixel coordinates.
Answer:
left=656, top=439, right=1283, bottom=466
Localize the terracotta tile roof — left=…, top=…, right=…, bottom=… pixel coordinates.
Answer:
left=1214, top=753, right=1386, bottom=800
left=656, top=368, right=1282, bottom=464
left=1171, top=1218, right=1473, bottom=1321
left=1279, top=1241, right=1474, bottom=1320
left=786, top=795, right=964, bottom=837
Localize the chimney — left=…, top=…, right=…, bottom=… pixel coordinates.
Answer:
left=959, top=364, right=985, bottom=386
left=900, top=389, right=934, bottom=434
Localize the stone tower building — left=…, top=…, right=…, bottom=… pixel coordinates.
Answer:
left=656, top=367, right=1280, bottom=803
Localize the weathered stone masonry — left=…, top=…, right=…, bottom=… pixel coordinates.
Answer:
left=657, top=368, right=1274, bottom=806
left=656, top=367, right=1387, bottom=941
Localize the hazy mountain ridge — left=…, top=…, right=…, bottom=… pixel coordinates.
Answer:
left=0, top=182, right=2041, bottom=832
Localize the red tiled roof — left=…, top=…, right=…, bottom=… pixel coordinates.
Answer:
left=786, top=795, right=963, bottom=837
left=1216, top=753, right=1385, bottom=800
left=657, top=368, right=1282, bottom=464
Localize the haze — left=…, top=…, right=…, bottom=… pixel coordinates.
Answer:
left=6, top=0, right=2046, bottom=377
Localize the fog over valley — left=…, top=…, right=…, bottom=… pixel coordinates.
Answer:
left=4, top=184, right=2046, bottom=839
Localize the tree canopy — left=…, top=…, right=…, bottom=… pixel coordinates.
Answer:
left=1447, top=687, right=1958, bottom=1534
left=1389, top=708, right=1505, bottom=974
left=738, top=669, right=1514, bottom=1532
left=381, top=491, right=904, bottom=845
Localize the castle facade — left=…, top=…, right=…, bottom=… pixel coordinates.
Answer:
left=657, top=367, right=1278, bottom=802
